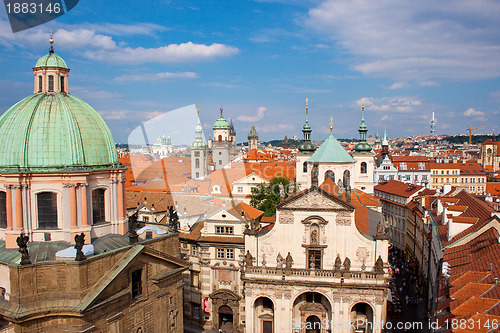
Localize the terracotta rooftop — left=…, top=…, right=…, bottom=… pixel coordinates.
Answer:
left=451, top=297, right=500, bottom=316
left=374, top=179, right=423, bottom=198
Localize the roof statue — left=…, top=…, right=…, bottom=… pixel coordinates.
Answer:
left=17, top=232, right=31, bottom=265
left=74, top=233, right=87, bottom=261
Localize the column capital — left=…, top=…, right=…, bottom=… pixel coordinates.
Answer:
left=78, top=183, right=89, bottom=188
left=63, top=183, right=78, bottom=188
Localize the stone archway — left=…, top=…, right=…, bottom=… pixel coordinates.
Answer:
left=350, top=302, right=374, bottom=333
left=292, top=292, right=332, bottom=333
left=210, top=289, right=241, bottom=332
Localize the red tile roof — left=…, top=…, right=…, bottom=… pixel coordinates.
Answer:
left=374, top=179, right=423, bottom=198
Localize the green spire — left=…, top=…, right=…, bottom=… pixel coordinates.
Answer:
left=353, top=100, right=372, bottom=153
left=193, top=105, right=207, bottom=149
left=298, top=98, right=315, bottom=154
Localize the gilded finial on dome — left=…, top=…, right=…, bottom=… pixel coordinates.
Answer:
left=197, top=105, right=200, bottom=116
left=362, top=97, right=364, bottom=111
left=49, top=30, right=54, bottom=53
left=330, top=116, right=333, bottom=132
left=220, top=105, right=223, bottom=117
left=305, top=97, right=309, bottom=111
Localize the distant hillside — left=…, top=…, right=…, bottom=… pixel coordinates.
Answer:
left=442, top=134, right=496, bottom=145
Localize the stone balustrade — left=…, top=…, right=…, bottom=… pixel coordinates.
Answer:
left=243, top=265, right=386, bottom=285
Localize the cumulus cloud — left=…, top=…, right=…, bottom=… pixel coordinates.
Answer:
left=306, top=0, right=500, bottom=81
left=359, top=96, right=422, bottom=113
left=114, top=72, right=198, bottom=82
left=463, top=108, right=485, bottom=120
left=0, top=21, right=239, bottom=64
left=237, top=106, right=266, bottom=122
left=85, top=41, right=239, bottom=64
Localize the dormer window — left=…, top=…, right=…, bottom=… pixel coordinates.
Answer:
left=48, top=75, right=54, bottom=92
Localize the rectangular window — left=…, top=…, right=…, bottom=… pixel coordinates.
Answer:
left=143, top=216, right=149, bottom=222
left=146, top=231, right=152, bottom=239
left=217, top=248, right=225, bottom=259
left=0, top=192, right=6, bottom=228
left=60, top=76, right=65, bottom=93
left=226, top=249, right=234, bottom=259
left=308, top=250, right=322, bottom=269
left=48, top=75, right=54, bottom=92
left=192, top=245, right=198, bottom=256
left=131, top=269, right=142, bottom=298
left=237, top=186, right=243, bottom=193
left=38, top=76, right=43, bottom=92
left=92, top=189, right=105, bottom=224
left=37, top=192, right=58, bottom=229
left=216, top=226, right=233, bottom=234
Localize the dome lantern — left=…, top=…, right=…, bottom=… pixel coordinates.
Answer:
left=33, top=34, right=70, bottom=94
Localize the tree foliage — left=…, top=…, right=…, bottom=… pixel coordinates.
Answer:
left=250, top=176, right=294, bottom=217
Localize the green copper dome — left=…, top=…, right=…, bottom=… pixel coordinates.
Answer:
left=34, top=52, right=68, bottom=69
left=213, top=116, right=229, bottom=129
left=0, top=93, right=119, bottom=173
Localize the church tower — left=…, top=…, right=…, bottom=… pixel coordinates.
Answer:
left=212, top=107, right=233, bottom=170
left=295, top=98, right=316, bottom=190
left=248, top=125, right=258, bottom=151
left=191, top=106, right=208, bottom=179
left=352, top=102, right=375, bottom=193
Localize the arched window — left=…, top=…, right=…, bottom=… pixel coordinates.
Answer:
left=38, top=76, right=43, bottom=93
left=361, top=162, right=367, bottom=174
left=303, top=162, right=307, bottom=173
left=37, top=192, right=58, bottom=229
left=48, top=75, right=54, bottom=92
left=343, top=170, right=350, bottom=187
left=92, top=189, right=105, bottom=224
left=0, top=192, right=6, bottom=228
left=60, top=76, right=65, bottom=93
left=195, top=158, right=200, bottom=168
left=218, top=134, right=222, bottom=142
left=324, top=170, right=335, bottom=181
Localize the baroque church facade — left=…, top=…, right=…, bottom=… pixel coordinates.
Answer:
left=243, top=173, right=390, bottom=333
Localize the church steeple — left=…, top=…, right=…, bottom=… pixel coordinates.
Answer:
left=298, top=98, right=315, bottom=154
left=353, top=100, right=372, bottom=153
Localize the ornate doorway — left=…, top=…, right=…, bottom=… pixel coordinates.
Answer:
left=210, top=290, right=241, bottom=332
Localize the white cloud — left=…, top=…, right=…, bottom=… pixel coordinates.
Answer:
left=114, top=72, right=198, bottom=82
left=259, top=123, right=294, bottom=132
left=463, top=108, right=485, bottom=120
left=0, top=21, right=239, bottom=64
left=237, top=106, right=266, bottom=122
left=360, top=96, right=422, bottom=113
left=306, top=0, right=500, bottom=81
left=85, top=41, right=239, bottom=64
left=388, top=82, right=408, bottom=90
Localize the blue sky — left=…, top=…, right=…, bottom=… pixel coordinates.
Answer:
left=0, top=0, right=499, bottom=144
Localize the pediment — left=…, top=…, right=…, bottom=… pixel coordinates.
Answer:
left=277, top=187, right=354, bottom=211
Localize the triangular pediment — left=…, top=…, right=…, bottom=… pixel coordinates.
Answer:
left=277, top=187, right=354, bottom=211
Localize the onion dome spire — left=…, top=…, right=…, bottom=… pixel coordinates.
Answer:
left=298, top=98, right=315, bottom=154
left=353, top=99, right=372, bottom=153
